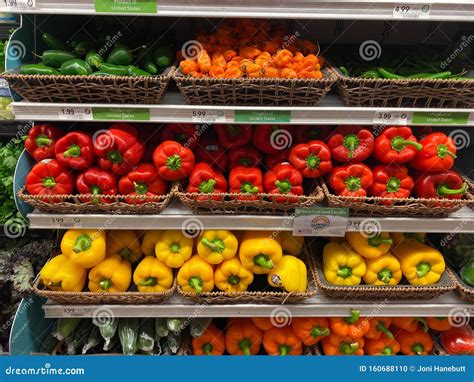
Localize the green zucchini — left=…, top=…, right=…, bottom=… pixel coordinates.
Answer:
left=40, top=330, right=59, bottom=354
left=97, top=317, right=118, bottom=349
left=190, top=317, right=212, bottom=338
left=166, top=331, right=182, bottom=354
left=155, top=318, right=169, bottom=338
left=53, top=318, right=82, bottom=341
left=82, top=325, right=102, bottom=354
left=119, top=318, right=139, bottom=355
left=138, top=319, right=155, bottom=353
left=167, top=318, right=184, bottom=333
left=66, top=320, right=92, bottom=355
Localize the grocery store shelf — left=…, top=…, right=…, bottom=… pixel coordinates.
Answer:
left=11, top=93, right=474, bottom=126
left=42, top=291, right=474, bottom=318
left=2, top=0, right=474, bottom=21
left=27, top=202, right=474, bottom=233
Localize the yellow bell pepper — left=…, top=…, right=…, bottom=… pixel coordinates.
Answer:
left=141, top=230, right=162, bottom=256
left=345, top=232, right=393, bottom=259
left=88, top=254, right=132, bottom=292
left=107, top=230, right=143, bottom=263
left=197, top=230, right=238, bottom=264
left=322, top=242, right=367, bottom=285
left=279, top=232, right=304, bottom=256
left=61, top=229, right=106, bottom=268
left=40, top=254, right=86, bottom=292
left=393, top=241, right=445, bottom=285
left=267, top=255, right=307, bottom=292
left=391, top=232, right=426, bottom=245
left=363, top=253, right=402, bottom=285
left=155, top=230, right=193, bottom=268
left=239, top=231, right=283, bottom=274
left=133, top=256, right=173, bottom=292
left=177, top=255, right=214, bottom=294
left=214, top=257, right=254, bottom=292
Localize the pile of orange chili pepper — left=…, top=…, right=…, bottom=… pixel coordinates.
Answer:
left=179, top=19, right=325, bottom=79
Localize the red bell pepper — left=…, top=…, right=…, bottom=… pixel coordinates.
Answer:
left=25, top=159, right=74, bottom=197
left=93, top=123, right=145, bottom=175
left=263, top=163, right=304, bottom=203
left=118, top=163, right=167, bottom=204
left=229, top=166, right=263, bottom=201
left=414, top=170, right=467, bottom=200
left=194, top=135, right=228, bottom=172
left=264, top=149, right=290, bottom=171
left=328, top=163, right=374, bottom=197
left=187, top=162, right=227, bottom=201
left=24, top=123, right=63, bottom=161
left=368, top=164, right=414, bottom=200
left=440, top=325, right=474, bottom=355
left=228, top=145, right=262, bottom=168
left=76, top=167, right=118, bottom=204
left=289, top=140, right=332, bottom=178
left=411, top=132, right=457, bottom=172
left=160, top=123, right=199, bottom=150
left=294, top=125, right=329, bottom=143
left=153, top=140, right=195, bottom=181
left=373, top=126, right=422, bottom=163
left=214, top=124, right=252, bottom=149
left=252, top=125, right=293, bottom=154
left=55, top=131, right=95, bottom=170
left=141, top=131, right=162, bottom=163
left=327, top=125, right=374, bottom=163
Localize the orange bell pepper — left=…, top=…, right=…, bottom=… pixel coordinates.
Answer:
left=262, top=67, right=280, bottom=78
left=192, top=324, right=225, bottom=355
left=222, top=49, right=237, bottom=61
left=225, top=318, right=263, bottom=355
left=251, top=317, right=274, bottom=331
left=426, top=317, right=452, bottom=332
left=211, top=53, right=227, bottom=67
left=395, top=327, right=433, bottom=355
left=263, top=326, right=302, bottom=356
left=239, top=46, right=261, bottom=60
left=224, top=67, right=243, bottom=78
left=180, top=59, right=199, bottom=75
left=365, top=333, right=401, bottom=356
left=322, top=334, right=364, bottom=355
left=292, top=317, right=330, bottom=346
left=391, top=317, right=428, bottom=333
left=329, top=310, right=370, bottom=338
left=281, top=68, right=298, bottom=78
left=274, top=49, right=293, bottom=67
left=365, top=317, right=393, bottom=340
left=209, top=66, right=225, bottom=78
left=197, top=50, right=212, bottom=74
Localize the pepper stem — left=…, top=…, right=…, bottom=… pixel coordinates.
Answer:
left=437, top=144, right=457, bottom=159
left=134, top=182, right=148, bottom=195
left=381, top=346, right=393, bottom=356
left=238, top=339, right=252, bottom=356
left=73, top=234, right=92, bottom=253
left=337, top=266, right=352, bottom=278
left=228, top=275, right=241, bottom=285
left=279, top=345, right=291, bottom=356
left=201, top=238, right=225, bottom=253
left=311, top=327, right=330, bottom=338
left=367, top=235, right=393, bottom=247
left=118, top=248, right=133, bottom=262
left=42, top=177, right=56, bottom=189
left=227, top=125, right=241, bottom=137
left=199, top=179, right=216, bottom=194
left=437, top=183, right=467, bottom=197
left=391, top=136, right=422, bottom=152
left=166, top=154, right=182, bottom=170
left=339, top=342, right=358, bottom=355
left=107, top=150, right=123, bottom=164
left=275, top=180, right=292, bottom=194
left=344, top=176, right=361, bottom=191
left=241, top=182, right=258, bottom=194
left=376, top=323, right=394, bottom=339
left=412, top=343, right=425, bottom=355
left=35, top=135, right=52, bottom=147
left=416, top=262, right=432, bottom=278
left=253, top=254, right=274, bottom=269
left=305, top=153, right=320, bottom=170
left=377, top=268, right=393, bottom=284
left=202, top=343, right=213, bottom=355
left=239, top=158, right=251, bottom=166
left=188, top=276, right=203, bottom=294
left=343, top=134, right=359, bottom=158
left=100, top=279, right=112, bottom=291
left=170, top=242, right=180, bottom=253
left=90, top=185, right=101, bottom=205
left=63, top=144, right=81, bottom=158
left=386, top=177, right=401, bottom=193
left=344, top=309, right=360, bottom=324
left=139, top=277, right=158, bottom=287
left=415, top=317, right=429, bottom=332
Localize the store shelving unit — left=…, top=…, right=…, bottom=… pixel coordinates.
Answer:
left=1, top=0, right=474, bottom=21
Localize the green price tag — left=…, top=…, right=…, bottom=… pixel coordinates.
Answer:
left=412, top=112, right=469, bottom=125
left=234, top=110, right=291, bottom=123
left=92, top=107, right=150, bottom=121
left=95, top=0, right=157, bottom=14
left=293, top=207, right=349, bottom=237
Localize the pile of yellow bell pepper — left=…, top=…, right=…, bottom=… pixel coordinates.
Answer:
left=322, top=232, right=445, bottom=286
left=39, top=229, right=308, bottom=294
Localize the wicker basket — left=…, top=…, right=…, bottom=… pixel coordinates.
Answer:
left=336, top=70, right=474, bottom=108
left=176, top=181, right=324, bottom=215
left=1, top=67, right=174, bottom=104
left=320, top=178, right=469, bottom=217
left=178, top=253, right=317, bottom=304
left=33, top=276, right=177, bottom=305
left=451, top=270, right=474, bottom=302
left=173, top=67, right=337, bottom=106
left=18, top=187, right=173, bottom=215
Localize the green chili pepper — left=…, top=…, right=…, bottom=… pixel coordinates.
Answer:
left=42, top=33, right=68, bottom=51
left=106, top=45, right=144, bottom=66
left=74, top=41, right=95, bottom=57
left=407, top=71, right=452, bottom=79
left=68, top=33, right=89, bottom=48
left=338, top=66, right=350, bottom=76
left=92, top=71, right=114, bottom=77
left=60, top=59, right=93, bottom=75
left=20, top=64, right=60, bottom=75
left=33, top=50, right=77, bottom=68
left=398, top=67, right=438, bottom=76
left=98, top=63, right=129, bottom=76
left=360, top=70, right=381, bottom=79
left=86, top=50, right=104, bottom=69
left=153, top=46, right=174, bottom=69
left=453, top=77, right=474, bottom=81
left=127, top=65, right=151, bottom=77
left=138, top=48, right=158, bottom=75
left=377, top=68, right=406, bottom=79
